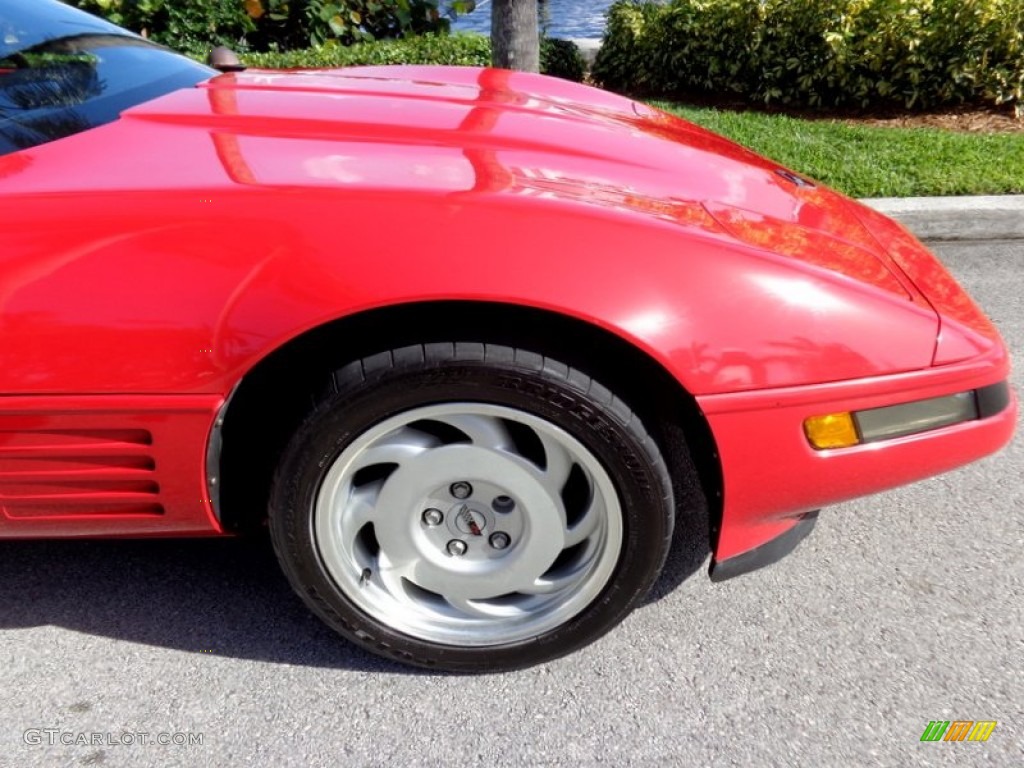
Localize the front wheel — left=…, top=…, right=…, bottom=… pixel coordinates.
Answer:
left=269, top=343, right=675, bottom=671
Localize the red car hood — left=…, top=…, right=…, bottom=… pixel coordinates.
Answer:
left=124, top=66, right=983, bottom=332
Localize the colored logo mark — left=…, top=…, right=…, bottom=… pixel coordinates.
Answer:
left=920, top=720, right=997, bottom=742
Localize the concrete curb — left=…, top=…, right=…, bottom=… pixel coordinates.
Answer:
left=862, top=196, right=1024, bottom=243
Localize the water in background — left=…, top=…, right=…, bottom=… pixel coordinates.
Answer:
left=451, top=0, right=609, bottom=39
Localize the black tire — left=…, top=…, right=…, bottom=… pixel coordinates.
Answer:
left=268, top=342, right=675, bottom=671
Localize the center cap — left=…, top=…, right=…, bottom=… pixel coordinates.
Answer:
left=452, top=503, right=487, bottom=536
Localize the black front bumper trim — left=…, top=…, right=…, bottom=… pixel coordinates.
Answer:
left=976, top=380, right=1011, bottom=419
left=709, top=510, right=820, bottom=582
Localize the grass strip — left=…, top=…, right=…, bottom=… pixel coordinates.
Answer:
left=655, top=102, right=1024, bottom=198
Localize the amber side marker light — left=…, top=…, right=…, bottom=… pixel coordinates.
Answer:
left=804, top=382, right=1011, bottom=451
left=804, top=412, right=859, bottom=449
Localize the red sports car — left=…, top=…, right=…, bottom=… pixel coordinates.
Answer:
left=0, top=0, right=1015, bottom=671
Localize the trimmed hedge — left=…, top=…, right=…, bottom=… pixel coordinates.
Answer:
left=541, top=38, right=587, bottom=82
left=68, top=0, right=450, bottom=53
left=69, top=2, right=586, bottom=81
left=70, top=0, right=255, bottom=53
left=592, top=0, right=1024, bottom=112
left=242, top=34, right=587, bottom=81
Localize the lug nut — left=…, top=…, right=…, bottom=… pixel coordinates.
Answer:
left=422, top=508, right=444, bottom=526
left=492, top=495, right=515, bottom=513
left=450, top=481, right=473, bottom=500
left=446, top=539, right=468, bottom=557
left=489, top=531, right=511, bottom=550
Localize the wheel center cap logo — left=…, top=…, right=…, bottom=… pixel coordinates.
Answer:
left=453, top=504, right=486, bottom=536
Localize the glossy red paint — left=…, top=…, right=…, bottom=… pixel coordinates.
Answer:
left=702, top=345, right=1015, bottom=561
left=0, top=65, right=1014, bottom=567
left=0, top=66, right=949, bottom=396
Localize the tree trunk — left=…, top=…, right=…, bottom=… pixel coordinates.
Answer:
left=491, top=0, right=540, bottom=72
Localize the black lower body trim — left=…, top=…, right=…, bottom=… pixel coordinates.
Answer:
left=977, top=380, right=1011, bottom=419
left=709, top=510, right=819, bottom=582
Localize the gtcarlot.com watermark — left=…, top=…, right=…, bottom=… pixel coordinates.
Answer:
left=24, top=729, right=203, bottom=747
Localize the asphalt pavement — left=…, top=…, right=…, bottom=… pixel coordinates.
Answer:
left=0, top=222, right=1021, bottom=768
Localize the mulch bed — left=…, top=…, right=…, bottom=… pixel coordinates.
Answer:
left=673, top=91, right=1024, bottom=133
left=835, top=104, right=1024, bottom=134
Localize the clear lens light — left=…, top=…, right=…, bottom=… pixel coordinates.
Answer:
left=854, top=392, right=978, bottom=442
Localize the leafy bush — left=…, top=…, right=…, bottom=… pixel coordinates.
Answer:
left=540, top=38, right=587, bottom=82
left=242, top=32, right=490, bottom=67
left=588, top=1, right=662, bottom=94
left=248, top=0, right=450, bottom=49
left=68, top=0, right=451, bottom=53
left=242, top=34, right=587, bottom=82
left=71, top=0, right=255, bottom=53
left=592, top=0, right=1024, bottom=112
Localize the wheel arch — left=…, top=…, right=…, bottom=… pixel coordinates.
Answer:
left=216, top=300, right=722, bottom=542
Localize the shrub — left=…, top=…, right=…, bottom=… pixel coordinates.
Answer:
left=248, top=0, right=450, bottom=49
left=71, top=0, right=255, bottom=53
left=242, top=32, right=491, bottom=67
left=242, top=34, right=587, bottom=82
left=70, top=1, right=587, bottom=82
left=540, top=38, right=587, bottom=82
left=68, top=0, right=451, bottom=53
left=589, top=1, right=663, bottom=94
left=592, top=0, right=1024, bottom=112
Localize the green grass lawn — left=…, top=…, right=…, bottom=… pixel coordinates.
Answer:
left=655, top=102, right=1024, bottom=199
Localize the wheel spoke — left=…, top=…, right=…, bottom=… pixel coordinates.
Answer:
left=536, top=430, right=575, bottom=500
left=444, top=594, right=527, bottom=620
left=437, top=413, right=515, bottom=451
left=371, top=502, right=420, bottom=557
left=342, top=479, right=383, bottom=530
left=347, top=427, right=439, bottom=473
left=513, top=534, right=569, bottom=582
left=563, top=497, right=603, bottom=547
left=519, top=566, right=586, bottom=596
left=376, top=550, right=416, bottom=596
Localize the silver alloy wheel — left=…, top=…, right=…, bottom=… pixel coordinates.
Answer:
left=314, top=402, right=624, bottom=646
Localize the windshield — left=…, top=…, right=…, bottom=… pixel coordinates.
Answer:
left=1, top=0, right=133, bottom=59
left=0, top=1, right=214, bottom=156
